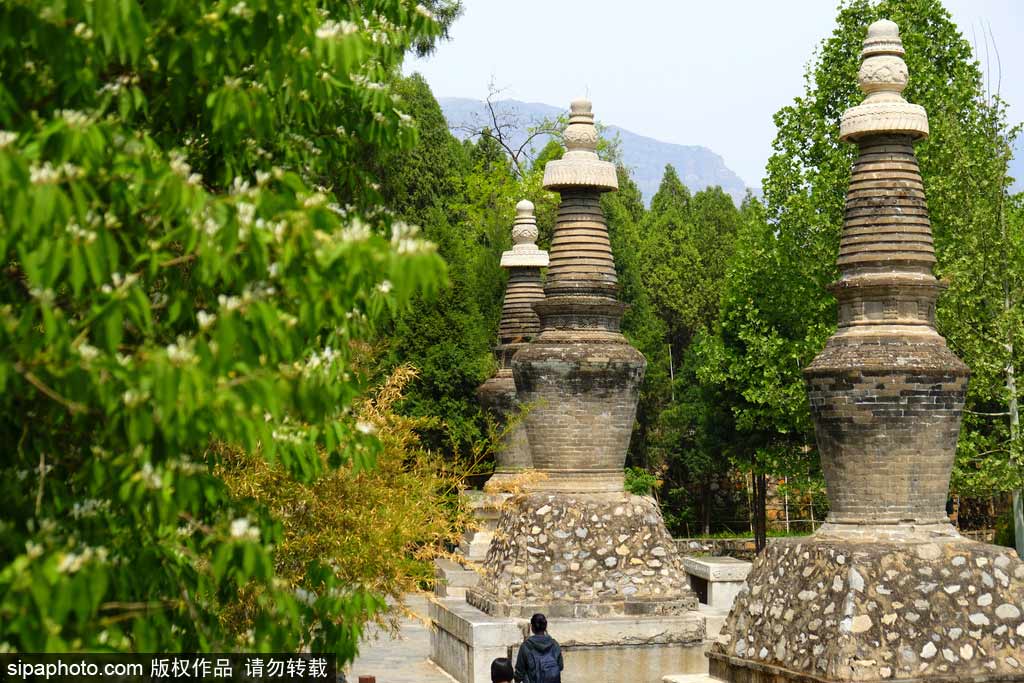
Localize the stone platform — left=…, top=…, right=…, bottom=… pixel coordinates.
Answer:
left=467, top=491, right=697, bottom=618
left=684, top=556, right=752, bottom=610
left=431, top=596, right=707, bottom=683
left=708, top=533, right=1024, bottom=682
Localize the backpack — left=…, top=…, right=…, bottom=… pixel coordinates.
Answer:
left=531, top=646, right=560, bottom=683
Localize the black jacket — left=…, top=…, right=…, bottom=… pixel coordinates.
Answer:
left=514, top=633, right=563, bottom=683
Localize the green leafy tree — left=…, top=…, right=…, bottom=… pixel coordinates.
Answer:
left=0, top=0, right=449, bottom=659
left=635, top=168, right=742, bottom=535
left=378, top=75, right=508, bottom=455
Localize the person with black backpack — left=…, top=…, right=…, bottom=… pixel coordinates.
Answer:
left=513, top=613, right=563, bottom=683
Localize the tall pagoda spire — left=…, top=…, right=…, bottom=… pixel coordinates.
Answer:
left=807, top=18, right=967, bottom=530
left=710, top=21, right=1024, bottom=683
left=468, top=98, right=696, bottom=619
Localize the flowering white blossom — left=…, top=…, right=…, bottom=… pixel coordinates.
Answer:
left=303, top=193, right=326, bottom=208
left=377, top=280, right=392, bottom=294
left=110, top=271, right=139, bottom=289
left=29, top=161, right=60, bottom=185
left=122, top=389, right=149, bottom=408
left=56, top=546, right=109, bottom=575
left=271, top=427, right=304, bottom=444
left=166, top=336, right=197, bottom=366
left=236, top=201, right=256, bottom=227
left=390, top=221, right=433, bottom=254
left=29, top=287, right=55, bottom=304
left=355, top=420, right=377, bottom=435
left=0, top=131, right=16, bottom=148
left=60, top=162, right=83, bottom=181
left=197, top=310, right=217, bottom=330
left=66, top=219, right=97, bottom=244
left=294, top=587, right=316, bottom=606
left=138, top=462, right=162, bottom=489
left=230, top=176, right=251, bottom=195
left=169, top=151, right=192, bottom=179
left=218, top=294, right=242, bottom=312
left=315, top=19, right=358, bottom=39
left=229, top=1, right=253, bottom=19
left=339, top=221, right=371, bottom=243
left=71, top=499, right=110, bottom=519
left=230, top=517, right=260, bottom=541
left=98, top=73, right=138, bottom=96
left=76, top=343, right=100, bottom=362
left=58, top=109, right=89, bottom=127
left=73, top=22, right=94, bottom=39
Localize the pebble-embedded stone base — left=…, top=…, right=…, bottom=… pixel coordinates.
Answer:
left=709, top=534, right=1024, bottom=681
left=467, top=491, right=697, bottom=618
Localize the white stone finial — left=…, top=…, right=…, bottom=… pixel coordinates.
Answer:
left=501, top=199, right=548, bottom=268
left=862, top=19, right=905, bottom=57
left=563, top=97, right=598, bottom=158
left=542, top=98, right=618, bottom=192
left=840, top=19, right=928, bottom=141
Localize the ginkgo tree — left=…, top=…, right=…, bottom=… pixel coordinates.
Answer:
left=0, top=0, right=457, bottom=660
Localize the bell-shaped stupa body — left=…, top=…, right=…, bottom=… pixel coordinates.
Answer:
left=710, top=21, right=1024, bottom=683
left=512, top=98, right=644, bottom=493
left=467, top=99, right=696, bottom=620
left=477, top=200, right=547, bottom=490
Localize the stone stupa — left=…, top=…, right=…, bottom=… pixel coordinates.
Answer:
left=477, top=199, right=547, bottom=492
left=440, top=201, right=549, bottom=590
left=468, top=97, right=698, bottom=620
left=709, top=19, right=1024, bottom=683
left=432, top=100, right=705, bottom=683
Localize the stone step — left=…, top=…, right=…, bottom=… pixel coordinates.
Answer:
left=458, top=532, right=493, bottom=562
left=697, top=604, right=730, bottom=640
left=663, top=675, right=720, bottom=683
left=434, top=558, right=481, bottom=598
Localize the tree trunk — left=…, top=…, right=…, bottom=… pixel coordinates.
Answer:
left=702, top=478, right=711, bottom=536
left=1008, top=309, right=1023, bottom=558
left=1001, top=192, right=1023, bottom=558
left=751, top=465, right=767, bottom=553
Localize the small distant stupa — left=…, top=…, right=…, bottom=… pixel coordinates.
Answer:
left=477, top=199, right=547, bottom=490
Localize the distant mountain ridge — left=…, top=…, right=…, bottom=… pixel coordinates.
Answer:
left=439, top=97, right=751, bottom=206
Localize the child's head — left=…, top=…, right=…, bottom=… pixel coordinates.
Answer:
left=490, top=657, right=514, bottom=683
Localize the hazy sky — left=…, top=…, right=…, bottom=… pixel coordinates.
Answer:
left=405, top=1, right=1023, bottom=188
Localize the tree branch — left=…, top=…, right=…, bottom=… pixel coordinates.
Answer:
left=16, top=363, right=88, bottom=415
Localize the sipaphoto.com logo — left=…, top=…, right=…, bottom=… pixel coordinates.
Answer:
left=6, top=658, right=143, bottom=680
left=0, top=653, right=336, bottom=682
